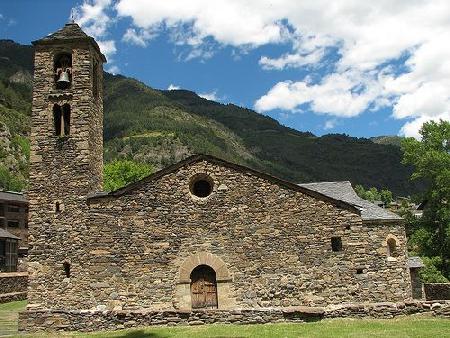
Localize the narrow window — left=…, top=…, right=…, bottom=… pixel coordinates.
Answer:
left=387, top=238, right=397, bottom=257
left=62, top=104, right=71, bottom=135
left=331, top=236, right=342, bottom=252
left=53, top=104, right=71, bottom=136
left=53, top=104, right=62, bottom=136
left=63, top=262, right=71, bottom=278
left=93, top=59, right=99, bottom=98
left=55, top=202, right=61, bottom=213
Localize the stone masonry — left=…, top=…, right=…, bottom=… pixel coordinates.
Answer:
left=20, top=23, right=414, bottom=332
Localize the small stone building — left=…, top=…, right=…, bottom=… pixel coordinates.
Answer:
left=0, top=191, right=28, bottom=252
left=21, top=23, right=413, bottom=330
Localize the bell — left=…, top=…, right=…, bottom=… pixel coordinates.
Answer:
left=57, top=70, right=70, bottom=84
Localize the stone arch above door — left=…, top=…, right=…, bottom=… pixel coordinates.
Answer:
left=175, top=252, right=234, bottom=310
left=178, top=252, right=232, bottom=283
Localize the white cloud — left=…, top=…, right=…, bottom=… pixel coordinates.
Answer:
left=168, top=84, right=181, bottom=90
left=116, top=0, right=288, bottom=48
left=122, top=28, right=155, bottom=47
left=73, top=0, right=112, bottom=37
left=198, top=90, right=219, bottom=101
left=96, top=40, right=116, bottom=57
left=255, top=70, right=383, bottom=118
left=324, top=119, right=338, bottom=130
left=259, top=48, right=324, bottom=70
left=73, top=0, right=118, bottom=68
left=106, top=65, right=120, bottom=74
left=108, top=1, right=450, bottom=137
left=400, top=113, right=450, bottom=139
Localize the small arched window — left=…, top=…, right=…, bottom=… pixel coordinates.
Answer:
left=387, top=238, right=397, bottom=257
left=53, top=104, right=71, bottom=136
left=63, top=262, right=71, bottom=278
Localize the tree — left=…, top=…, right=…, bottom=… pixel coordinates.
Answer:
left=402, top=120, right=450, bottom=279
left=354, top=184, right=393, bottom=207
left=103, top=160, right=154, bottom=192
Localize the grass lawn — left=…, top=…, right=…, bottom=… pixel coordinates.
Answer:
left=0, top=300, right=27, bottom=337
left=1, top=301, right=449, bottom=338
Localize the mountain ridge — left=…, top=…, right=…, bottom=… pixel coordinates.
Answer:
left=0, top=39, right=423, bottom=196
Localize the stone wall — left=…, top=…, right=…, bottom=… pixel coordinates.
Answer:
left=410, top=268, right=423, bottom=299
left=0, top=272, right=28, bottom=294
left=424, top=283, right=450, bottom=300
left=26, top=159, right=411, bottom=313
left=0, top=272, right=27, bottom=303
left=18, top=301, right=450, bottom=332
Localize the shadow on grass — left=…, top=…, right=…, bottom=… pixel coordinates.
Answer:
left=112, top=330, right=166, bottom=338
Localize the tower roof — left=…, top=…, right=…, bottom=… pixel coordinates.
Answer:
left=32, top=23, right=106, bottom=62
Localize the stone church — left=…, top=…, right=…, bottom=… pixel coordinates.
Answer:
left=20, top=23, right=412, bottom=331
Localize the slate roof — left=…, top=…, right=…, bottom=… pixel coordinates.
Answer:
left=0, top=191, right=27, bottom=204
left=37, top=22, right=90, bottom=42
left=298, top=181, right=403, bottom=221
left=32, top=23, right=106, bottom=62
left=408, top=256, right=425, bottom=269
left=0, top=228, right=20, bottom=240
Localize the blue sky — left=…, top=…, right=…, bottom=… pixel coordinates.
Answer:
left=1, top=0, right=450, bottom=139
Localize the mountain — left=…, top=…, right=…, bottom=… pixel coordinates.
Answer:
left=0, top=39, right=423, bottom=196
left=371, top=136, right=403, bottom=147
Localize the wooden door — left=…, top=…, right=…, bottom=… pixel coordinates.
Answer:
left=190, top=265, right=218, bottom=309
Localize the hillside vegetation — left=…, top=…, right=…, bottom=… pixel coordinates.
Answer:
left=0, top=39, right=423, bottom=196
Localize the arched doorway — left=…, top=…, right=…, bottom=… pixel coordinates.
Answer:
left=190, top=265, right=218, bottom=309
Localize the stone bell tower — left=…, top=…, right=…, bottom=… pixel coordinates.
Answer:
left=26, top=22, right=106, bottom=308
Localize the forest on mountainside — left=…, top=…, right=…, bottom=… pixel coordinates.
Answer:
left=0, top=39, right=424, bottom=196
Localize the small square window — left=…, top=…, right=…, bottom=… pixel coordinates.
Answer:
left=7, top=205, right=20, bottom=213
left=331, top=237, right=342, bottom=252
left=356, top=268, right=364, bottom=274
left=7, top=220, right=19, bottom=228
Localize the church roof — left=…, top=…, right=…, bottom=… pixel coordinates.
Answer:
left=88, top=154, right=360, bottom=215
left=0, top=228, right=20, bottom=240
left=298, top=181, right=403, bottom=221
left=32, top=23, right=106, bottom=62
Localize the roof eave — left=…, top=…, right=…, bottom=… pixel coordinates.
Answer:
left=32, top=37, right=107, bottom=63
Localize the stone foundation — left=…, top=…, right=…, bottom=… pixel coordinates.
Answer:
left=0, top=292, right=27, bottom=304
left=18, top=301, right=450, bottom=332
left=424, top=283, right=450, bottom=300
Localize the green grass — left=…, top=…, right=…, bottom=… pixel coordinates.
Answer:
left=0, top=300, right=26, bottom=337
left=2, top=301, right=449, bottom=338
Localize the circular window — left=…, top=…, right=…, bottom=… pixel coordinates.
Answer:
left=190, top=175, right=214, bottom=198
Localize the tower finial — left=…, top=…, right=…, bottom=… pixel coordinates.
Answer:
left=69, top=8, right=76, bottom=24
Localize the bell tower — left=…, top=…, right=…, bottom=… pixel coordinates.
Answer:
left=26, top=22, right=106, bottom=308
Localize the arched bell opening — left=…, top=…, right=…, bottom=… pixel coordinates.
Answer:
left=190, top=265, right=218, bottom=309
left=54, top=52, right=72, bottom=89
